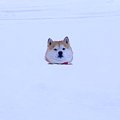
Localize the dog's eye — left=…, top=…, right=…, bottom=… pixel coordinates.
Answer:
left=62, top=48, right=65, bottom=50
left=54, top=48, right=57, bottom=51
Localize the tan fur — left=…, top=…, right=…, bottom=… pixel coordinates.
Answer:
left=48, top=40, right=70, bottom=49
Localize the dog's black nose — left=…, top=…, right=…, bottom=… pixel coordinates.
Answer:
left=58, top=51, right=63, bottom=58
left=58, top=51, right=63, bottom=55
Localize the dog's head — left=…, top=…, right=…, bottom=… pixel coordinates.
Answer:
left=45, top=36, right=73, bottom=64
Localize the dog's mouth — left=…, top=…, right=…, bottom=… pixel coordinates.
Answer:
left=58, top=54, right=63, bottom=58
left=54, top=56, right=64, bottom=61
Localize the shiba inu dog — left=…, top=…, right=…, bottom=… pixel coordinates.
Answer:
left=45, top=36, right=73, bottom=64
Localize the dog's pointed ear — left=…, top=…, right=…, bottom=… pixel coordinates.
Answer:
left=63, top=36, right=69, bottom=44
left=48, top=38, right=53, bottom=46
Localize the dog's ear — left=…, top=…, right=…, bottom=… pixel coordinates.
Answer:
left=63, top=36, right=69, bottom=44
left=48, top=38, right=53, bottom=46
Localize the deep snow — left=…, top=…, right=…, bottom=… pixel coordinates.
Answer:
left=0, top=0, right=120, bottom=120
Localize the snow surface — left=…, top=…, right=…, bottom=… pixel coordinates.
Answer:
left=0, top=0, right=120, bottom=120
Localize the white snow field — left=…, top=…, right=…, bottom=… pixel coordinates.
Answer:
left=0, top=0, right=120, bottom=120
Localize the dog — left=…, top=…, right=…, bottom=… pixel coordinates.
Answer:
left=45, top=36, right=73, bottom=64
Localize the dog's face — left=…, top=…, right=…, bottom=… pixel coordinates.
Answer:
left=45, top=37, right=73, bottom=64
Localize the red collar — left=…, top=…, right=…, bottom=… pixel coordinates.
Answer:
left=62, top=62, right=69, bottom=64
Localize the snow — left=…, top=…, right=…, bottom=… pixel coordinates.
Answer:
left=0, top=0, right=120, bottom=120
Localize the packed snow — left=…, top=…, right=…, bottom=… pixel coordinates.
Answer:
left=0, top=0, right=120, bottom=120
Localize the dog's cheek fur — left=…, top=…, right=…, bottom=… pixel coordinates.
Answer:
left=64, top=49, right=73, bottom=62
left=45, top=50, right=56, bottom=63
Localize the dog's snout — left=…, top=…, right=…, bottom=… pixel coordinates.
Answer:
left=58, top=51, right=63, bottom=58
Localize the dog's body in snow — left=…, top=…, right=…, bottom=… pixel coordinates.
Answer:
left=45, top=37, right=73, bottom=64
